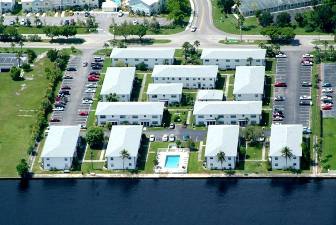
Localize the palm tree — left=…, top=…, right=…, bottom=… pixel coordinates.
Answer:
left=281, top=146, right=294, bottom=169
left=247, top=57, right=253, bottom=66
left=193, top=40, right=200, bottom=52
left=120, top=149, right=130, bottom=170
left=216, top=151, right=226, bottom=170
left=19, top=40, right=24, bottom=52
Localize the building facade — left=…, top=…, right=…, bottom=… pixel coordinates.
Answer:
left=269, top=124, right=303, bottom=170
left=205, top=125, right=239, bottom=170
left=193, top=101, right=262, bottom=126
left=105, top=125, right=143, bottom=170
left=95, top=102, right=165, bottom=126
left=110, top=48, right=175, bottom=69
left=147, top=83, right=183, bottom=104
left=201, top=48, right=266, bottom=70
left=0, top=0, right=15, bottom=13
left=152, top=65, right=218, bottom=89
left=129, top=0, right=164, bottom=15
left=22, top=0, right=99, bottom=12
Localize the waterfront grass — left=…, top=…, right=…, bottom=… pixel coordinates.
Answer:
left=84, top=147, right=103, bottom=160
left=143, top=142, right=170, bottom=173
left=245, top=143, right=263, bottom=160
left=0, top=57, right=52, bottom=177
left=322, top=118, right=336, bottom=170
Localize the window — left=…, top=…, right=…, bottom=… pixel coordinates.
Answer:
left=228, top=164, right=231, bottom=167
left=205, top=59, right=209, bottom=62
left=228, top=157, right=231, bottom=160
left=226, top=59, right=230, bottom=62
left=251, top=115, right=256, bottom=118
left=293, top=157, right=296, bottom=159
left=255, top=94, right=259, bottom=97
left=47, top=164, right=50, bottom=167
left=172, top=78, right=175, bottom=80
left=237, top=94, right=241, bottom=97
left=198, top=115, right=204, bottom=118
left=235, top=59, right=239, bottom=62
left=132, top=115, right=138, bottom=119
left=155, top=78, right=158, bottom=81
left=65, top=158, right=68, bottom=161
left=162, top=78, right=165, bottom=80
left=275, top=157, right=278, bottom=160
left=186, top=78, right=189, bottom=80
left=110, top=157, right=113, bottom=160
left=152, top=121, right=158, bottom=124
left=256, top=59, right=260, bottom=62
left=46, top=158, right=49, bottom=160
left=100, top=115, right=106, bottom=119
left=135, top=59, right=139, bottom=61
left=129, top=163, right=132, bottom=166
left=275, top=163, right=278, bottom=166
left=128, top=157, right=131, bottom=160
left=231, top=121, right=237, bottom=125
left=179, top=78, right=182, bottom=80
left=144, top=59, right=148, bottom=61
left=120, top=115, right=126, bottom=118
left=210, top=157, right=213, bottom=159
left=152, top=115, right=158, bottom=119
left=230, top=115, right=236, bottom=118
left=152, top=95, right=157, bottom=98
left=293, top=163, right=297, bottom=166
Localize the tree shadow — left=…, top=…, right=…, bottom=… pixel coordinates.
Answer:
left=49, top=38, right=85, bottom=44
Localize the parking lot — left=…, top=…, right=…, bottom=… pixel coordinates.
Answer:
left=322, top=63, right=336, bottom=118
left=49, top=51, right=103, bottom=128
left=273, top=51, right=312, bottom=128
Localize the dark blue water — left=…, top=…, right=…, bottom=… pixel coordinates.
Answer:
left=1, top=179, right=336, bottom=225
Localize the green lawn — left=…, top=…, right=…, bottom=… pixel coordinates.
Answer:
left=237, top=161, right=269, bottom=174
left=187, top=151, right=206, bottom=173
left=84, top=147, right=103, bottom=160
left=227, top=75, right=235, bottom=100
left=169, top=110, right=189, bottom=124
left=15, top=26, right=90, bottom=34
left=321, top=119, right=336, bottom=170
left=0, top=47, right=49, bottom=55
left=0, top=57, right=53, bottom=177
left=143, top=142, right=170, bottom=173
left=245, top=143, right=263, bottom=160
left=140, top=74, right=152, bottom=101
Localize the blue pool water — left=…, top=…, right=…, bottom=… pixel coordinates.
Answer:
left=113, top=0, right=121, bottom=6
left=164, top=155, right=180, bottom=168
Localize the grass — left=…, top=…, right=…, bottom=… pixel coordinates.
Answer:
left=237, top=161, right=269, bottom=174
left=0, top=56, right=53, bottom=177
left=219, top=39, right=264, bottom=45
left=187, top=152, right=206, bottom=173
left=227, top=75, right=235, bottom=100
left=140, top=74, right=152, bottom=101
left=312, top=40, right=336, bottom=45
left=143, top=142, right=170, bottom=173
left=84, top=146, right=103, bottom=160
left=0, top=47, right=49, bottom=55
left=169, top=110, right=189, bottom=124
left=245, top=143, right=263, bottom=160
left=321, top=118, right=336, bottom=170
left=15, top=26, right=90, bottom=34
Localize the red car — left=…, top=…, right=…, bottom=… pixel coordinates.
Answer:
left=61, top=85, right=71, bottom=90
left=322, top=105, right=332, bottom=110
left=88, top=76, right=99, bottom=82
left=50, top=118, right=61, bottom=122
left=79, top=111, right=89, bottom=116
left=274, top=82, right=287, bottom=87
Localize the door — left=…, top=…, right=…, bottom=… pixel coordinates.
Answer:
left=141, top=121, right=150, bottom=126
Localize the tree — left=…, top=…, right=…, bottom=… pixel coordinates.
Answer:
left=216, top=151, right=226, bottom=169
left=247, top=57, right=253, bottom=66
left=193, top=40, right=200, bottom=51
left=258, top=11, right=273, bottom=27
left=120, top=149, right=130, bottom=169
left=260, top=26, right=295, bottom=44
left=10, top=66, right=22, bottom=81
left=217, top=0, right=235, bottom=14
left=167, top=0, right=191, bottom=25
left=106, top=93, right=119, bottom=102
left=16, top=159, right=29, bottom=178
left=281, top=146, right=294, bottom=168
left=26, top=49, right=37, bottom=63
left=61, top=25, right=77, bottom=38
left=46, top=49, right=59, bottom=62
left=294, top=13, right=305, bottom=27
left=243, top=126, right=263, bottom=144
left=237, top=14, right=245, bottom=42
left=276, top=12, right=291, bottom=27
left=134, top=24, right=147, bottom=41
left=86, top=126, right=104, bottom=149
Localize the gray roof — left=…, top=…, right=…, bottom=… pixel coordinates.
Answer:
left=41, top=125, right=80, bottom=158
left=233, top=66, right=265, bottom=95
left=0, top=53, right=28, bottom=68
left=239, top=0, right=320, bottom=14
left=110, top=47, right=175, bottom=59
left=201, top=48, right=266, bottom=60
left=196, top=90, right=223, bottom=101
left=205, top=125, right=239, bottom=157
left=193, top=101, right=262, bottom=115
left=100, top=67, right=135, bottom=96
left=105, top=125, right=143, bottom=157
left=147, top=83, right=183, bottom=95
left=96, top=102, right=165, bottom=115
left=152, top=65, right=218, bottom=78
left=270, top=124, right=303, bottom=157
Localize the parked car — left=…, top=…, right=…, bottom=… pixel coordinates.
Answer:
left=132, top=20, right=138, bottom=25
left=91, top=65, right=102, bottom=70
left=84, top=11, right=90, bottom=17
left=273, top=116, right=283, bottom=121
left=191, top=26, right=197, bottom=32
left=303, top=127, right=312, bottom=134
left=55, top=103, right=66, bottom=108
left=169, top=123, right=175, bottom=129
left=88, top=76, right=99, bottom=82
left=85, top=88, right=96, bottom=93
left=274, top=82, right=287, bottom=87
left=322, top=88, right=333, bottom=93
left=301, top=81, right=312, bottom=87
left=162, top=134, right=168, bottom=142
left=83, top=62, right=88, bottom=67
left=169, top=134, right=175, bottom=142
left=274, top=96, right=285, bottom=101
left=63, top=75, right=73, bottom=79
left=79, top=111, right=89, bottom=116
left=300, top=95, right=312, bottom=100
left=322, top=103, right=333, bottom=107
left=86, top=83, right=98, bottom=88
left=322, top=82, right=332, bottom=87
left=66, top=67, right=77, bottom=71
left=118, top=11, right=124, bottom=17
left=89, top=71, right=100, bottom=76
left=275, top=53, right=287, bottom=58
left=49, top=118, right=61, bottom=122
left=321, top=96, right=332, bottom=101
left=299, top=100, right=312, bottom=106
left=182, top=134, right=190, bottom=141
left=273, top=112, right=284, bottom=118
left=322, top=99, right=333, bottom=104
left=94, top=57, right=104, bottom=62
left=53, top=106, right=64, bottom=111
left=59, top=90, right=70, bottom=95
left=82, top=99, right=93, bottom=104
left=302, top=53, right=314, bottom=59
left=301, top=60, right=313, bottom=66
left=149, top=134, right=155, bottom=142
left=322, top=105, right=332, bottom=110
left=61, top=85, right=71, bottom=90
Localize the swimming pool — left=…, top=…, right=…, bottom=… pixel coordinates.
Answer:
left=113, top=0, right=121, bottom=6
left=164, top=155, right=180, bottom=168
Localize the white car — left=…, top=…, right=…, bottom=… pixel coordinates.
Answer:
left=276, top=53, right=287, bottom=58
left=149, top=134, right=155, bottom=142
left=302, top=53, right=314, bottom=58
left=133, top=20, right=138, bottom=25
left=162, top=134, right=168, bottom=142
left=169, top=134, right=175, bottom=142
left=53, top=107, right=64, bottom=111
left=86, top=83, right=98, bottom=88
left=301, top=60, right=313, bottom=66
left=118, top=10, right=123, bottom=17
left=82, top=99, right=93, bottom=104
left=85, top=88, right=96, bottom=93
left=322, top=88, right=333, bottom=93
left=321, top=96, right=332, bottom=101
left=191, top=26, right=197, bottom=32
left=300, top=95, right=312, bottom=100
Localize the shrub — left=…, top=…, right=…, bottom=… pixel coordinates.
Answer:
left=86, top=126, right=104, bottom=149
left=21, top=63, right=31, bottom=72
left=10, top=66, right=23, bottom=81
left=27, top=35, right=42, bottom=42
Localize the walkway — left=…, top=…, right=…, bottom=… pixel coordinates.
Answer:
left=138, top=73, right=147, bottom=101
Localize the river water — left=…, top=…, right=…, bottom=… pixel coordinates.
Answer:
left=1, top=179, right=336, bottom=225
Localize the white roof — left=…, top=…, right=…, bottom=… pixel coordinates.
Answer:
left=147, top=83, right=183, bottom=95
left=152, top=65, right=218, bottom=78
left=196, top=90, right=223, bottom=101
left=105, top=125, right=143, bottom=157
left=205, top=125, right=239, bottom=157
left=233, top=66, right=265, bottom=94
left=96, top=102, right=165, bottom=116
left=102, top=0, right=118, bottom=8
left=201, top=48, right=266, bottom=60
left=141, top=0, right=159, bottom=6
left=110, top=48, right=175, bottom=59
left=270, top=124, right=303, bottom=157
left=100, top=67, right=135, bottom=96
left=193, top=101, right=262, bottom=115
left=41, top=125, right=80, bottom=158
